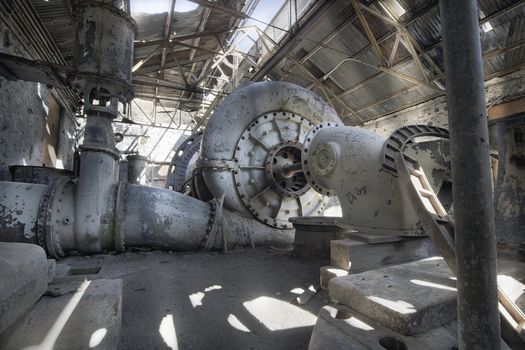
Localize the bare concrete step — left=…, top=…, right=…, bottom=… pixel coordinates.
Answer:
left=320, top=266, right=348, bottom=290
left=309, top=305, right=458, bottom=350
left=0, top=243, right=48, bottom=335
left=0, top=278, right=122, bottom=350
left=330, top=237, right=436, bottom=272
left=329, top=257, right=457, bottom=335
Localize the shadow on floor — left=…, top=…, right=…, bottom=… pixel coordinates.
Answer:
left=62, top=249, right=330, bottom=350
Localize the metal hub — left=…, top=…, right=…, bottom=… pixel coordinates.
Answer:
left=265, top=141, right=309, bottom=198
left=233, top=111, right=326, bottom=229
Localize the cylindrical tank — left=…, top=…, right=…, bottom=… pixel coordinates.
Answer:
left=71, top=1, right=137, bottom=98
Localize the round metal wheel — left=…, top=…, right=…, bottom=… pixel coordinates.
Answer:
left=165, top=131, right=203, bottom=192
left=233, top=111, right=326, bottom=229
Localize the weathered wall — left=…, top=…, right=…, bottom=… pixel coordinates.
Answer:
left=0, top=22, right=76, bottom=180
left=362, top=70, right=525, bottom=138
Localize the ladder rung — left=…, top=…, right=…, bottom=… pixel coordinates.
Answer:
left=408, top=167, right=423, bottom=177
left=418, top=188, right=435, bottom=198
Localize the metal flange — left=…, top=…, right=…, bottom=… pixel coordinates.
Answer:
left=302, top=122, right=340, bottom=196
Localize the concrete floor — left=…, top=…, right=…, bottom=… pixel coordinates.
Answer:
left=62, top=249, right=329, bottom=350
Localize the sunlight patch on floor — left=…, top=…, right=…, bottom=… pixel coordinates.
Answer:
left=159, top=314, right=179, bottom=350
left=243, top=296, right=317, bottom=331
left=227, top=314, right=251, bottom=333
left=89, top=328, right=107, bottom=348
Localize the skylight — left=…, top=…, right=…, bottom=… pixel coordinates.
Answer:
left=130, top=0, right=198, bottom=14
left=234, top=0, right=286, bottom=53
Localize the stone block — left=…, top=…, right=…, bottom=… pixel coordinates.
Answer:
left=330, top=237, right=436, bottom=272
left=320, top=266, right=348, bottom=291
left=291, top=216, right=348, bottom=259
left=308, top=305, right=457, bottom=350
left=0, top=278, right=122, bottom=350
left=0, top=242, right=47, bottom=334
left=329, top=257, right=457, bottom=335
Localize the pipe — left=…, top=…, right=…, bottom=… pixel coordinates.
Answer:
left=0, top=182, right=47, bottom=245
left=75, top=115, right=119, bottom=254
left=126, top=155, right=148, bottom=185
left=439, top=1, right=501, bottom=348
left=115, top=183, right=293, bottom=251
left=0, top=3, right=293, bottom=256
left=0, top=179, right=292, bottom=256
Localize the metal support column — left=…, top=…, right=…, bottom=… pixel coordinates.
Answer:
left=439, top=1, right=501, bottom=349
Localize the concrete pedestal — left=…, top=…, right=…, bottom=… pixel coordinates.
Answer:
left=330, top=237, right=436, bottom=272
left=0, top=243, right=48, bottom=334
left=309, top=305, right=458, bottom=350
left=329, top=257, right=457, bottom=335
left=0, top=278, right=122, bottom=350
left=291, top=216, right=348, bottom=258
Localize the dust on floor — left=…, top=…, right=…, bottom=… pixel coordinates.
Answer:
left=62, top=249, right=330, bottom=350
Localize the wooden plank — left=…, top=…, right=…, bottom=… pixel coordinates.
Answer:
left=488, top=96, right=525, bottom=121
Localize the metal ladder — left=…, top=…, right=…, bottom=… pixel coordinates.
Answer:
left=389, top=125, right=525, bottom=347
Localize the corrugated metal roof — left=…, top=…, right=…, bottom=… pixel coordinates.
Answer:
left=256, top=0, right=525, bottom=125
left=28, top=0, right=525, bottom=127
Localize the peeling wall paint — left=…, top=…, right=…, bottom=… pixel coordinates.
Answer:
left=362, top=70, right=525, bottom=139
left=0, top=22, right=76, bottom=180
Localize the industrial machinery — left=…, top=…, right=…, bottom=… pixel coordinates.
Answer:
left=301, top=123, right=451, bottom=236
left=0, top=1, right=451, bottom=260
left=0, top=0, right=450, bottom=258
left=0, top=2, right=342, bottom=257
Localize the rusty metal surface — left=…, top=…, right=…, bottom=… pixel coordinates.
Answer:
left=9, top=166, right=74, bottom=185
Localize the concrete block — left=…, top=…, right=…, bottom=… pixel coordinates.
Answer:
left=291, top=216, right=348, bottom=259
left=308, top=305, right=458, bottom=350
left=0, top=242, right=48, bottom=334
left=0, top=278, right=122, bottom=350
left=47, top=259, right=56, bottom=283
left=329, top=257, right=457, bottom=335
left=345, top=231, right=406, bottom=244
left=320, top=266, right=348, bottom=291
left=330, top=237, right=436, bottom=272
left=55, top=263, right=72, bottom=278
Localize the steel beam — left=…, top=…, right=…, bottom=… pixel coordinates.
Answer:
left=439, top=1, right=501, bottom=349
left=251, top=0, right=336, bottom=81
